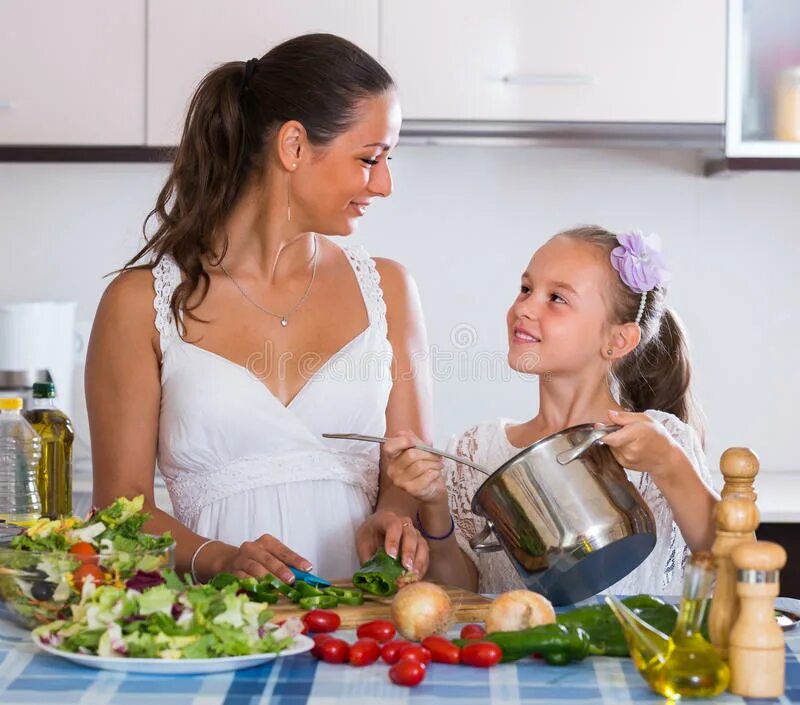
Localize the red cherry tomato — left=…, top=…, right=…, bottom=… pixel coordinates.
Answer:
left=318, top=637, right=350, bottom=664
left=397, top=643, right=432, bottom=665
left=311, top=634, right=333, bottom=659
left=460, top=641, right=502, bottom=668
left=277, top=619, right=309, bottom=635
left=389, top=659, right=427, bottom=687
left=302, top=610, right=341, bottom=633
left=356, top=619, right=396, bottom=643
left=421, top=635, right=460, bottom=665
left=68, top=542, right=98, bottom=563
left=73, top=564, right=105, bottom=590
left=381, top=639, right=410, bottom=664
left=349, top=637, right=381, bottom=667
left=459, top=623, right=486, bottom=641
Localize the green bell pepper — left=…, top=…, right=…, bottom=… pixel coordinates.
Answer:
left=556, top=594, right=679, bottom=657
left=483, top=623, right=591, bottom=665
left=322, top=586, right=364, bottom=606
left=352, top=548, right=406, bottom=596
left=298, top=595, right=339, bottom=610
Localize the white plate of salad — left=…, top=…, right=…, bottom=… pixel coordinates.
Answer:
left=31, top=569, right=313, bottom=674
left=34, top=635, right=314, bottom=675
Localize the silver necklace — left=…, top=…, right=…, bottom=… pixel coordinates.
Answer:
left=218, top=234, right=318, bottom=327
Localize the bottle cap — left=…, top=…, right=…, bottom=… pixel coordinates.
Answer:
left=31, top=382, right=56, bottom=399
left=0, top=397, right=23, bottom=410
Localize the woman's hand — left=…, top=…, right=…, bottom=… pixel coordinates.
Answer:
left=214, top=534, right=313, bottom=584
left=599, top=409, right=684, bottom=477
left=383, top=430, right=447, bottom=505
left=355, top=507, right=430, bottom=576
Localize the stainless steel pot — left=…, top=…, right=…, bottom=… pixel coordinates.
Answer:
left=323, top=424, right=656, bottom=606
left=469, top=424, right=656, bottom=605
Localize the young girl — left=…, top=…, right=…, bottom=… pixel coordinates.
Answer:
left=384, top=225, right=718, bottom=595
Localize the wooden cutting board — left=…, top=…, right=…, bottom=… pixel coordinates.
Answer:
left=270, top=582, right=491, bottom=629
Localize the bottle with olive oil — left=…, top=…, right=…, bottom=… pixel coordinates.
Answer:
left=606, top=552, right=730, bottom=699
left=23, top=382, right=73, bottom=519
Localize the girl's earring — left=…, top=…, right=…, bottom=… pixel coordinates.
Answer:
left=607, top=349, right=613, bottom=357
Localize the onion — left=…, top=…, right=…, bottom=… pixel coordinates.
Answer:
left=485, top=590, right=555, bottom=633
left=390, top=581, right=453, bottom=641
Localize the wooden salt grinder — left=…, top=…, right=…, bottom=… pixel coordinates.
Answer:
left=719, top=447, right=759, bottom=502
left=709, top=496, right=759, bottom=657
left=728, top=540, right=787, bottom=698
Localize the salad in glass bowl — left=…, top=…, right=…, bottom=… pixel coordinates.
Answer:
left=0, top=495, right=174, bottom=628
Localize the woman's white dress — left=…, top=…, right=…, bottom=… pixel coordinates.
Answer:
left=445, top=411, right=715, bottom=596
left=151, top=244, right=393, bottom=578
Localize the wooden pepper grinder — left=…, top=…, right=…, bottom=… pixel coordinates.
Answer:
left=719, top=447, right=759, bottom=502
left=709, top=496, right=759, bottom=657
left=728, top=540, right=787, bottom=698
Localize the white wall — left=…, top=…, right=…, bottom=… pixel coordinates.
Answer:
left=1, top=147, right=799, bottom=480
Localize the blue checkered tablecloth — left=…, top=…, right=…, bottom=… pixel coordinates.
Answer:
left=1, top=596, right=798, bottom=705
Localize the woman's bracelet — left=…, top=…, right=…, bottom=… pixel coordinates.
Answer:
left=415, top=510, right=455, bottom=541
left=190, top=538, right=221, bottom=583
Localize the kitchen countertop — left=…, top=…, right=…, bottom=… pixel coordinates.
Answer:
left=0, top=596, right=798, bottom=705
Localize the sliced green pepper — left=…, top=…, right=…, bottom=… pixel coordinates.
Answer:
left=322, top=586, right=364, bottom=606
left=260, top=574, right=301, bottom=602
left=486, top=623, right=591, bottom=665
left=352, top=548, right=406, bottom=596
left=298, top=595, right=339, bottom=610
left=294, top=581, right=325, bottom=599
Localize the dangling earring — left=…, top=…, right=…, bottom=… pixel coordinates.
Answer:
left=286, top=163, right=297, bottom=222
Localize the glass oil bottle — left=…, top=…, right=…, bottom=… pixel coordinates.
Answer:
left=23, top=382, right=73, bottom=518
left=606, top=552, right=730, bottom=699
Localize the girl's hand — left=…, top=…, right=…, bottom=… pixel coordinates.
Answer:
left=384, top=430, right=448, bottom=505
left=599, top=410, right=684, bottom=477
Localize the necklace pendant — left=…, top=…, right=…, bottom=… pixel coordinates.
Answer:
left=280, top=316, right=288, bottom=327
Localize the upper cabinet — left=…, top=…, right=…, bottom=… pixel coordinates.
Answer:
left=726, top=0, right=800, bottom=160
left=0, top=0, right=145, bottom=145
left=146, top=0, right=379, bottom=146
left=381, top=0, right=727, bottom=123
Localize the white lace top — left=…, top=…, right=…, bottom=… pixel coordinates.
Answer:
left=150, top=243, right=393, bottom=578
left=445, top=411, right=714, bottom=596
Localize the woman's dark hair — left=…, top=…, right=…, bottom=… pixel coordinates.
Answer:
left=557, top=225, right=706, bottom=444
left=125, top=33, right=394, bottom=330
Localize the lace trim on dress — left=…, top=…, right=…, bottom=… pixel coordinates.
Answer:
left=343, top=245, right=388, bottom=335
left=151, top=255, right=182, bottom=354
left=161, top=449, right=379, bottom=527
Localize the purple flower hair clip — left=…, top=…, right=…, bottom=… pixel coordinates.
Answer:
left=610, top=230, right=670, bottom=324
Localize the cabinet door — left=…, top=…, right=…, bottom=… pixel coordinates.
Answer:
left=147, top=0, right=379, bottom=146
left=381, top=0, right=726, bottom=123
left=0, top=0, right=145, bottom=145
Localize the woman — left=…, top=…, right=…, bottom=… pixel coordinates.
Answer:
left=86, top=34, right=432, bottom=584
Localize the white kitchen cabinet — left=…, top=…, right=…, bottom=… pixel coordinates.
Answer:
left=0, top=0, right=145, bottom=145
left=381, top=0, right=726, bottom=123
left=147, top=0, right=379, bottom=146
left=725, top=0, right=800, bottom=160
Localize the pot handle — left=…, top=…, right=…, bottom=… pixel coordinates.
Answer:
left=469, top=521, right=503, bottom=553
left=556, top=424, right=622, bottom=466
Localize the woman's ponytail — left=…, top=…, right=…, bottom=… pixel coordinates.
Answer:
left=123, top=34, right=394, bottom=333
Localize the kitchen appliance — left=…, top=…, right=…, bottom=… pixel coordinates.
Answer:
left=0, top=302, right=77, bottom=416
left=325, top=424, right=656, bottom=606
